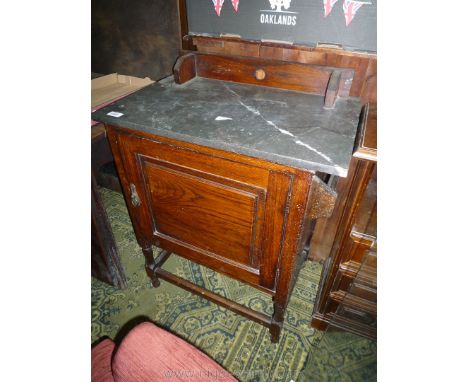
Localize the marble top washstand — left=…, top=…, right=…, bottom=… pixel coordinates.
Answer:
left=92, top=77, right=362, bottom=177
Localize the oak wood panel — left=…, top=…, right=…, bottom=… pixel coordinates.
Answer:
left=192, top=36, right=376, bottom=102
left=115, top=135, right=265, bottom=287
left=120, top=147, right=156, bottom=245
left=138, top=154, right=268, bottom=271
left=143, top=161, right=258, bottom=267
left=106, top=124, right=312, bottom=177
left=173, top=53, right=196, bottom=83
left=156, top=236, right=262, bottom=287
left=106, top=119, right=332, bottom=341
left=107, top=125, right=315, bottom=294
left=259, top=172, right=293, bottom=289
left=270, top=173, right=312, bottom=339
left=190, top=36, right=224, bottom=54
left=194, top=53, right=334, bottom=95
left=225, top=40, right=260, bottom=57
left=123, top=131, right=272, bottom=189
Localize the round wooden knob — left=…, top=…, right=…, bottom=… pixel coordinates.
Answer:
left=255, top=69, right=266, bottom=81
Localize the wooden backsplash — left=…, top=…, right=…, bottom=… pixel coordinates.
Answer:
left=192, top=36, right=376, bottom=105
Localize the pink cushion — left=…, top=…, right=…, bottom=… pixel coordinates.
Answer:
left=112, top=322, right=237, bottom=381
left=92, top=339, right=115, bottom=382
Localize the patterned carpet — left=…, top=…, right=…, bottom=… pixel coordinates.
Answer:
left=92, top=188, right=376, bottom=381
left=299, top=331, right=377, bottom=382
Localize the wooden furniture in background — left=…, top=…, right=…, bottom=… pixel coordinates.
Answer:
left=91, top=74, right=154, bottom=288
left=311, top=104, right=377, bottom=340
left=91, top=125, right=127, bottom=289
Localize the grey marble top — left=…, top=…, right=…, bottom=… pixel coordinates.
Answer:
left=92, top=77, right=362, bottom=177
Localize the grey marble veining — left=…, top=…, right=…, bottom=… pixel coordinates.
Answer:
left=91, top=77, right=362, bottom=177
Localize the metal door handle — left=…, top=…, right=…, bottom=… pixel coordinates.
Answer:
left=130, top=183, right=141, bottom=207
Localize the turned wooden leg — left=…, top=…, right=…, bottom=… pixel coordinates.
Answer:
left=270, top=321, right=281, bottom=343
left=270, top=298, right=286, bottom=343
left=142, top=246, right=160, bottom=288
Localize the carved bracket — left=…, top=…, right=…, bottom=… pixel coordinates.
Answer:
left=173, top=53, right=196, bottom=84
left=324, top=69, right=354, bottom=109
left=308, top=176, right=337, bottom=220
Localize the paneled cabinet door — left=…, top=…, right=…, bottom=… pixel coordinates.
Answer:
left=113, top=130, right=294, bottom=292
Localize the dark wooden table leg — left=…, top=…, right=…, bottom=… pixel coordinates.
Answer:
left=142, top=247, right=173, bottom=288
left=270, top=298, right=286, bottom=343
left=142, top=246, right=160, bottom=288
left=269, top=322, right=281, bottom=343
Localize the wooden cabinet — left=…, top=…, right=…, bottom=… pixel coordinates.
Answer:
left=110, top=128, right=305, bottom=289
left=94, top=52, right=362, bottom=342
left=107, top=125, right=334, bottom=342
left=311, top=104, right=377, bottom=340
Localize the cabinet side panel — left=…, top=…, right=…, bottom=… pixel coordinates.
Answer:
left=259, top=172, right=293, bottom=290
